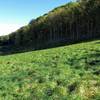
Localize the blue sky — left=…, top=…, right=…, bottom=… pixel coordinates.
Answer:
left=0, top=0, right=72, bottom=36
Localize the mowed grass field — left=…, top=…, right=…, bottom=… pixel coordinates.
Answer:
left=0, top=40, right=100, bottom=100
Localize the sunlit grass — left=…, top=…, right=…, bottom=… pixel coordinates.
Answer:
left=0, top=40, right=100, bottom=100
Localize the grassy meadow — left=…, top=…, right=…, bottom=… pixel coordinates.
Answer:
left=0, top=40, right=100, bottom=100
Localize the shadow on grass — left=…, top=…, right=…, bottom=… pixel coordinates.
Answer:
left=95, top=41, right=100, bottom=44
left=0, top=38, right=100, bottom=56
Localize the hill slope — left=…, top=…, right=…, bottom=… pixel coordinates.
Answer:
left=0, top=0, right=100, bottom=54
left=0, top=40, right=100, bottom=99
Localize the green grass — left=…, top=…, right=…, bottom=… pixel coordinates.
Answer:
left=0, top=40, right=100, bottom=100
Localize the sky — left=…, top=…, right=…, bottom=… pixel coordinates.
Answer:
left=0, top=0, right=72, bottom=36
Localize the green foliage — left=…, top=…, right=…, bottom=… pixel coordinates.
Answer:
left=0, top=40, right=100, bottom=99
left=0, top=0, right=100, bottom=50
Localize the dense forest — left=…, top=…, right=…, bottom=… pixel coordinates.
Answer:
left=0, top=0, right=100, bottom=53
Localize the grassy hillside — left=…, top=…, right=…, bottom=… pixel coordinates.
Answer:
left=0, top=40, right=100, bottom=100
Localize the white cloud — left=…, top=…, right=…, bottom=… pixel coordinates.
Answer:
left=0, top=23, right=25, bottom=36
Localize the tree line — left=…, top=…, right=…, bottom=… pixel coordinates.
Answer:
left=0, top=0, right=100, bottom=51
